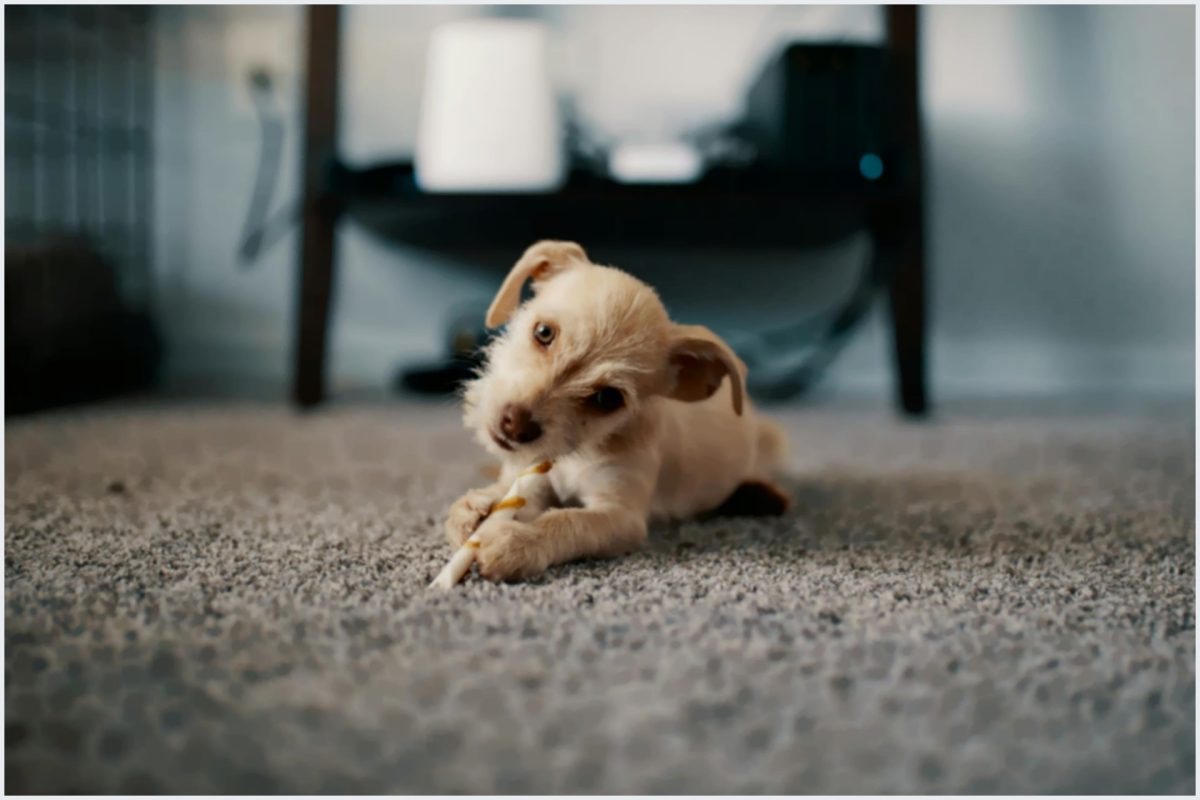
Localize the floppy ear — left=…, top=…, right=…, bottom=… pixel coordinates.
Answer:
left=485, top=240, right=588, bottom=327
left=666, top=324, right=747, bottom=416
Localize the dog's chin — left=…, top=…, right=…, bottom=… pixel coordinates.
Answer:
left=509, top=442, right=561, bottom=464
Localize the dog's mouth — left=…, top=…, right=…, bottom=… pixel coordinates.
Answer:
left=489, top=430, right=515, bottom=452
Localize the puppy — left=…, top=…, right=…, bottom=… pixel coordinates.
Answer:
left=447, top=240, right=791, bottom=581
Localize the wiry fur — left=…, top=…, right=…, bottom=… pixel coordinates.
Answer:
left=449, top=241, right=791, bottom=581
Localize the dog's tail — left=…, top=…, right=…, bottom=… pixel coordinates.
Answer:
left=754, top=417, right=789, bottom=475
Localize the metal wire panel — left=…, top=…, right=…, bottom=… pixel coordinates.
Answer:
left=5, top=5, right=155, bottom=310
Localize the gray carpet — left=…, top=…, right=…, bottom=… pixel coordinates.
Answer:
left=4, top=399, right=1195, bottom=794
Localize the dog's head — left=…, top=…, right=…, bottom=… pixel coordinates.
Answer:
left=462, top=241, right=746, bottom=461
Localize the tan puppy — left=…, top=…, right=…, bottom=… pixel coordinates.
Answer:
left=447, top=240, right=791, bottom=581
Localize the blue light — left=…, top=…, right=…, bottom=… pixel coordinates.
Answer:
left=859, top=153, right=884, bottom=181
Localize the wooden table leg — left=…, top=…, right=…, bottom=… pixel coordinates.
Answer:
left=293, top=5, right=341, bottom=408
left=888, top=213, right=928, bottom=416
left=886, top=5, right=929, bottom=417
left=868, top=204, right=927, bottom=418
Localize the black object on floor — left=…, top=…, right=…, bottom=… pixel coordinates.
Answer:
left=5, top=241, right=161, bottom=415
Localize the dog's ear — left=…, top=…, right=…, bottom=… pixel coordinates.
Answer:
left=666, top=324, right=747, bottom=416
left=485, top=240, right=588, bottom=327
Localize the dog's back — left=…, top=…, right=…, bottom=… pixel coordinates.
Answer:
left=647, top=380, right=788, bottom=519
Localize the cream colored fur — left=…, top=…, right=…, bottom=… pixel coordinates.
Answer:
left=448, top=240, right=790, bottom=581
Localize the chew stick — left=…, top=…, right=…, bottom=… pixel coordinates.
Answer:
left=429, top=460, right=553, bottom=590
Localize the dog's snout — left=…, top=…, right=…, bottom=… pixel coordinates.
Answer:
left=499, top=404, right=543, bottom=444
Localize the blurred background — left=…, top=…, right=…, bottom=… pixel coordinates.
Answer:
left=5, top=7, right=1196, bottom=795
left=5, top=4, right=1195, bottom=415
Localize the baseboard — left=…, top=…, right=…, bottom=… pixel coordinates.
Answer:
left=827, top=337, right=1195, bottom=401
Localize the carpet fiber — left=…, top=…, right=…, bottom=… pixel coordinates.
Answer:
left=4, top=400, right=1195, bottom=793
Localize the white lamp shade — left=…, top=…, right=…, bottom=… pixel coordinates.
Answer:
left=415, top=19, right=565, bottom=193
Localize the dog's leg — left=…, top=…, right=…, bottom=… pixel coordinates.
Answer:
left=476, top=504, right=647, bottom=582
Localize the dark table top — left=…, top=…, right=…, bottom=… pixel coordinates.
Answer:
left=328, top=160, right=910, bottom=251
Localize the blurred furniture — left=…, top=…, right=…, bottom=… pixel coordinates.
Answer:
left=7, top=243, right=160, bottom=415
left=293, top=6, right=928, bottom=415
left=5, top=7, right=161, bottom=414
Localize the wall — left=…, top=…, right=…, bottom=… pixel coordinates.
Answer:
left=151, top=5, right=1195, bottom=402
left=921, top=5, right=1195, bottom=397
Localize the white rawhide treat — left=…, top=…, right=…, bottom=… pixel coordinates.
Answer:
left=429, top=460, right=553, bottom=590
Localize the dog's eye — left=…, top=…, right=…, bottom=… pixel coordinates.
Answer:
left=532, top=321, right=556, bottom=346
left=586, top=387, right=625, bottom=414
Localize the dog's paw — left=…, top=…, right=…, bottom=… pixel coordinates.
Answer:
left=476, top=520, right=550, bottom=582
left=444, top=488, right=500, bottom=548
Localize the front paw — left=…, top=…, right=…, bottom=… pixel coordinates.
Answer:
left=444, top=488, right=499, bottom=548
left=476, top=520, right=550, bottom=582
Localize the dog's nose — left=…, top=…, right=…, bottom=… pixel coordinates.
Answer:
left=499, top=404, right=542, bottom=444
